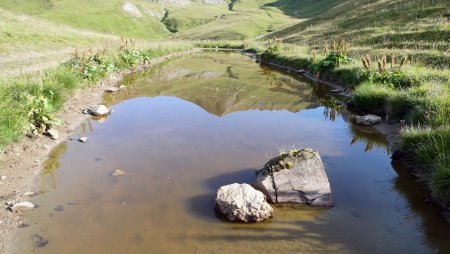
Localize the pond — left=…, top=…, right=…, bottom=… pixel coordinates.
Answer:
left=14, top=52, right=450, bottom=254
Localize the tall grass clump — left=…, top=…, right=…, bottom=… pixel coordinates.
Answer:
left=361, top=54, right=419, bottom=89
left=402, top=126, right=450, bottom=199
left=352, top=81, right=393, bottom=111
left=314, top=39, right=352, bottom=72
left=261, top=37, right=282, bottom=60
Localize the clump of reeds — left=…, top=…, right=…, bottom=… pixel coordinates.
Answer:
left=361, top=53, right=372, bottom=71
left=361, top=53, right=408, bottom=73
left=377, top=54, right=387, bottom=73
left=119, top=36, right=136, bottom=51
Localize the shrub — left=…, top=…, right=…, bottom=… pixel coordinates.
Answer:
left=261, top=37, right=281, bottom=59
left=66, top=48, right=116, bottom=82
left=361, top=54, right=418, bottom=88
left=401, top=126, right=450, bottom=198
left=369, top=70, right=419, bottom=88
left=315, top=39, right=352, bottom=72
left=21, top=85, right=63, bottom=133
left=119, top=48, right=144, bottom=67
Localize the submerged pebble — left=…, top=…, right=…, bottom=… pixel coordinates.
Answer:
left=32, top=234, right=48, bottom=248
left=53, top=205, right=64, bottom=212
left=112, top=169, right=125, bottom=177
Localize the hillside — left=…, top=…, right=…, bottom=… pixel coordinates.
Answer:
left=0, top=1, right=450, bottom=251
left=0, top=0, right=296, bottom=41
left=266, top=0, right=449, bottom=69
left=0, top=0, right=297, bottom=77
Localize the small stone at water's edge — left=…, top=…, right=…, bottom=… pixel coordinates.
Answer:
left=23, top=191, right=37, bottom=197
left=105, top=87, right=120, bottom=93
left=1, top=175, right=6, bottom=180
left=354, top=114, right=382, bottom=126
left=10, top=201, right=35, bottom=212
left=45, top=128, right=59, bottom=140
left=87, top=105, right=111, bottom=116
left=79, top=137, right=89, bottom=143
left=112, top=169, right=125, bottom=177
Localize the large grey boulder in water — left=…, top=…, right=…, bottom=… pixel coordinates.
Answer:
left=215, top=183, right=273, bottom=222
left=253, top=148, right=333, bottom=206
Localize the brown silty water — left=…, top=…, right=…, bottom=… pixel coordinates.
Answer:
left=14, top=53, right=450, bottom=254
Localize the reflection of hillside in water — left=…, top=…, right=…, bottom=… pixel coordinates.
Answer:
left=105, top=53, right=320, bottom=116
left=104, top=52, right=389, bottom=152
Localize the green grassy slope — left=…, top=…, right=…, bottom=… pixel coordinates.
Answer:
left=0, top=0, right=297, bottom=77
left=0, top=0, right=297, bottom=42
left=266, top=0, right=449, bottom=68
left=173, top=6, right=295, bottom=40
left=0, top=8, right=119, bottom=55
left=0, top=0, right=169, bottom=39
left=256, top=0, right=450, bottom=203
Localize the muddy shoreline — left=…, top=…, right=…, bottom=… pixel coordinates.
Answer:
left=0, top=49, right=199, bottom=253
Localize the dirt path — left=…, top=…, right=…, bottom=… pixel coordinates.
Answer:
left=0, top=47, right=75, bottom=79
left=0, top=49, right=199, bottom=253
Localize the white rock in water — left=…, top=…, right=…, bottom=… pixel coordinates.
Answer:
left=46, top=128, right=59, bottom=140
left=79, top=137, right=89, bottom=143
left=10, top=202, right=35, bottom=212
left=253, top=149, right=333, bottom=206
left=88, top=105, right=111, bottom=116
left=1, top=176, right=6, bottom=180
left=354, top=114, right=382, bottom=126
left=215, top=183, right=273, bottom=223
left=112, top=169, right=125, bottom=177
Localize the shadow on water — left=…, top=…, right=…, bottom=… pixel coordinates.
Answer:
left=392, top=161, right=450, bottom=253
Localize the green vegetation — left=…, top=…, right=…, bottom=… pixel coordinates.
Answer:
left=193, top=41, right=246, bottom=49
left=0, top=42, right=191, bottom=149
left=253, top=0, right=449, bottom=202
left=0, top=0, right=448, bottom=210
left=402, top=126, right=450, bottom=200
left=0, top=0, right=168, bottom=39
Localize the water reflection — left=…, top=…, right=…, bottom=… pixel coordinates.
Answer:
left=392, top=161, right=450, bottom=253
left=105, top=53, right=320, bottom=116
left=15, top=52, right=450, bottom=254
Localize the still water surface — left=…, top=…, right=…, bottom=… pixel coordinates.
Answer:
left=15, top=53, right=450, bottom=254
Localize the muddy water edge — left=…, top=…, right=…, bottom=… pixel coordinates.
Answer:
left=12, top=52, right=450, bottom=254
